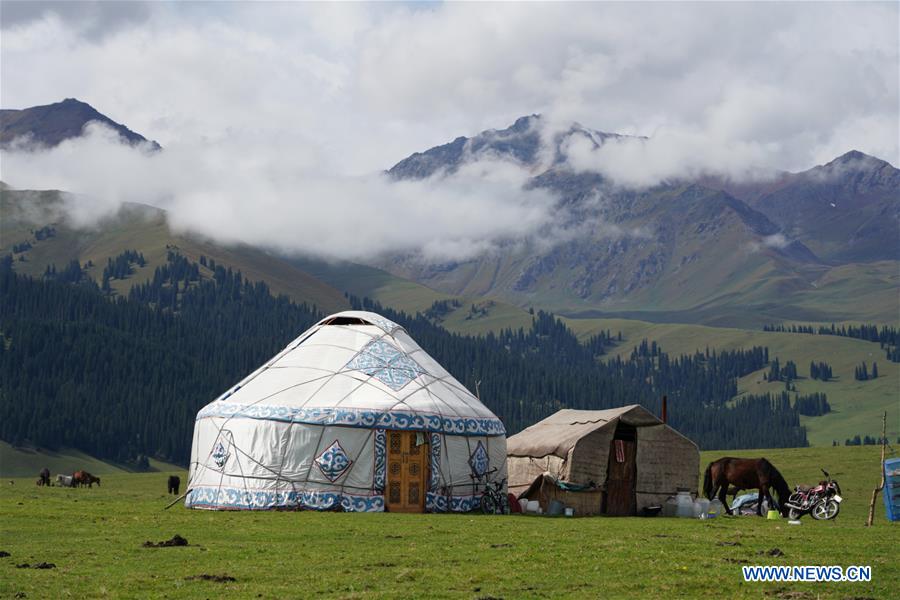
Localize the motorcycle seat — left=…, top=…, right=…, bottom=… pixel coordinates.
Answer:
left=796, top=484, right=812, bottom=492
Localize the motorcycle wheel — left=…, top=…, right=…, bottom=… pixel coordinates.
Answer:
left=811, top=499, right=840, bottom=520
left=788, top=507, right=803, bottom=520
left=480, top=494, right=496, bottom=515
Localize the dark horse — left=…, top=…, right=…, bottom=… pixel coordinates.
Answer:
left=703, top=457, right=791, bottom=516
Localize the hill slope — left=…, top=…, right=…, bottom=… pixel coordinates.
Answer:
left=0, top=186, right=348, bottom=312
left=726, top=151, right=900, bottom=263
left=0, top=98, right=161, bottom=149
left=383, top=116, right=899, bottom=326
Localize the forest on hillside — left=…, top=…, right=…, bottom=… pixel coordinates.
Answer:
left=0, top=252, right=809, bottom=465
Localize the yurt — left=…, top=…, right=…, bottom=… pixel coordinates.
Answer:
left=186, top=311, right=507, bottom=512
left=506, top=405, right=698, bottom=516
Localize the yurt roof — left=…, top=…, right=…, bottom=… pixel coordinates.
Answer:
left=506, top=405, right=665, bottom=458
left=195, top=310, right=504, bottom=436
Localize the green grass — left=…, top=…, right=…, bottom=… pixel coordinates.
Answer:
left=565, top=318, right=900, bottom=446
left=0, top=442, right=182, bottom=479
left=1, top=446, right=896, bottom=598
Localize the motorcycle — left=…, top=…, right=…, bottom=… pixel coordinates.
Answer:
left=784, top=468, right=842, bottom=520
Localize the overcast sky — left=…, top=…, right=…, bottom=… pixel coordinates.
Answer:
left=1, top=1, right=898, bottom=260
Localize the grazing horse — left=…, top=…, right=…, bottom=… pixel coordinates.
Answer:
left=73, top=470, right=101, bottom=488
left=167, top=475, right=181, bottom=495
left=38, top=468, right=50, bottom=486
left=703, top=457, right=791, bottom=517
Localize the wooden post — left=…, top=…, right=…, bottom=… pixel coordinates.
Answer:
left=865, top=411, right=887, bottom=527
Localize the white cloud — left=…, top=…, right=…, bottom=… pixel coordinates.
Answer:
left=0, top=124, right=558, bottom=262
left=0, top=1, right=897, bottom=255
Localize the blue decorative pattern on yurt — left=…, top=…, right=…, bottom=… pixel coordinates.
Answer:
left=186, top=486, right=384, bottom=512
left=429, top=433, right=442, bottom=491
left=196, top=403, right=506, bottom=436
left=212, top=441, right=229, bottom=468
left=315, top=440, right=352, bottom=482
left=425, top=492, right=480, bottom=513
left=373, top=429, right=386, bottom=492
left=468, top=440, right=489, bottom=476
left=365, top=314, right=399, bottom=332
left=344, top=339, right=426, bottom=391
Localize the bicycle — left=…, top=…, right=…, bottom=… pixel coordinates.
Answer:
left=470, top=467, right=509, bottom=514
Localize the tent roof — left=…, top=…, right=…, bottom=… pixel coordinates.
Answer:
left=506, top=405, right=663, bottom=458
left=195, top=310, right=504, bottom=436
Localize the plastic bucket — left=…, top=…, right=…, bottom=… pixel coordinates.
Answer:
left=526, top=500, right=540, bottom=514
left=767, top=509, right=780, bottom=520
left=519, top=499, right=529, bottom=513
left=548, top=500, right=565, bottom=516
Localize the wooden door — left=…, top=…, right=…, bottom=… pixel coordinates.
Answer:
left=604, top=438, right=637, bottom=516
left=386, top=431, right=428, bottom=513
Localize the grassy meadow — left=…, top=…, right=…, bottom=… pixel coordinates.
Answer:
left=1, top=445, right=897, bottom=599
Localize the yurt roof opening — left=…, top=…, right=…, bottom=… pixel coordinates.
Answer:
left=186, top=310, right=507, bottom=512
left=506, top=405, right=698, bottom=516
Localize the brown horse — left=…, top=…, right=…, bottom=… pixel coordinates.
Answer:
left=703, top=457, right=791, bottom=516
left=73, top=471, right=101, bottom=488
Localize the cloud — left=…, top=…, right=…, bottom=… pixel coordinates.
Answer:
left=0, top=2, right=897, bottom=256
left=762, top=234, right=790, bottom=250
left=0, top=124, right=559, bottom=262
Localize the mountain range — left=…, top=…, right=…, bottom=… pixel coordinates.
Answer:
left=0, top=100, right=897, bottom=326
left=382, top=115, right=898, bottom=324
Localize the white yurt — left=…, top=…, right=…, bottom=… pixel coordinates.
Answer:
left=186, top=310, right=507, bottom=512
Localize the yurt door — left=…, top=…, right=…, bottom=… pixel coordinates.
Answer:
left=386, top=431, right=428, bottom=513
left=605, top=427, right=637, bottom=516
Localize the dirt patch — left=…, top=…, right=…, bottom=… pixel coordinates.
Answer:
left=0, top=551, right=10, bottom=558
left=716, top=541, right=741, bottom=546
left=759, top=548, right=785, bottom=557
left=764, top=588, right=814, bottom=600
left=722, top=558, right=749, bottom=564
left=490, top=543, right=512, bottom=548
left=384, top=534, right=403, bottom=539
left=143, top=535, right=188, bottom=548
left=16, top=562, right=56, bottom=569
left=185, top=574, right=236, bottom=583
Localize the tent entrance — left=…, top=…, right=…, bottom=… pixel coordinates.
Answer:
left=386, top=430, right=429, bottom=513
left=603, top=423, right=637, bottom=516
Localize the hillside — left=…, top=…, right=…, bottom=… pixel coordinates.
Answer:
left=0, top=186, right=349, bottom=313
left=727, top=151, right=900, bottom=263
left=566, top=317, right=899, bottom=446
left=0, top=98, right=161, bottom=149
left=0, top=441, right=181, bottom=478
left=383, top=116, right=899, bottom=326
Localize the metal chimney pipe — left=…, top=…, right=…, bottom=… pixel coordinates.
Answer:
left=661, top=395, right=668, bottom=424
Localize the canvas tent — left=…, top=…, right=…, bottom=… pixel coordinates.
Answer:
left=186, top=310, right=507, bottom=512
left=507, top=405, right=698, bottom=516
